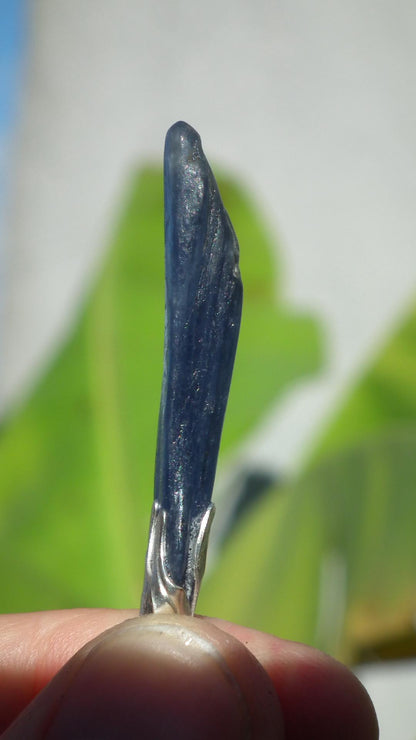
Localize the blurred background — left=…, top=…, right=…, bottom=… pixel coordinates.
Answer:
left=1, top=1, right=416, bottom=736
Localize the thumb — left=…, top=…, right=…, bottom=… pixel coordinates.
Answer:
left=4, top=614, right=284, bottom=739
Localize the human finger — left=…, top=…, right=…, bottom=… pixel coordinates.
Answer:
left=3, top=613, right=284, bottom=739
left=0, top=609, right=379, bottom=738
left=209, top=617, right=379, bottom=740
left=0, top=608, right=138, bottom=731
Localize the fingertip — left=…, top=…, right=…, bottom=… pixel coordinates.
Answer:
left=209, top=620, right=378, bottom=740
left=5, top=615, right=284, bottom=739
left=273, top=644, right=379, bottom=740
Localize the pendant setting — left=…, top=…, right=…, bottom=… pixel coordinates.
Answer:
left=141, top=122, right=242, bottom=616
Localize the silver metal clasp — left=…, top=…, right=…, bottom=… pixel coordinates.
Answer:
left=140, top=501, right=215, bottom=616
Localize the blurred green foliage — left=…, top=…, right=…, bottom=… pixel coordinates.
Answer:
left=200, top=301, right=416, bottom=663
left=0, top=167, right=322, bottom=612
left=310, top=304, right=416, bottom=463
left=2, top=163, right=414, bottom=666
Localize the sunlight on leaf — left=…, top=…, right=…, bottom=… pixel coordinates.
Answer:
left=200, top=426, right=416, bottom=664
left=200, top=295, right=416, bottom=664
left=309, top=301, right=416, bottom=463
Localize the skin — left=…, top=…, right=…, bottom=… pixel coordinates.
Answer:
left=0, top=609, right=379, bottom=739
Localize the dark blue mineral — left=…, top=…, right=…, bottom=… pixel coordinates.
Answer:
left=154, top=121, right=243, bottom=589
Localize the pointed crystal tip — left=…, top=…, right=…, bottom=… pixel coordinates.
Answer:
left=165, top=120, right=201, bottom=158
left=164, top=122, right=206, bottom=190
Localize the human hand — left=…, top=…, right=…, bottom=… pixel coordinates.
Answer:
left=0, top=609, right=378, bottom=738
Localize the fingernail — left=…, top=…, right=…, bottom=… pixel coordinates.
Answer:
left=9, top=616, right=283, bottom=739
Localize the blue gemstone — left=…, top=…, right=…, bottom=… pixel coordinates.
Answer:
left=154, top=121, right=243, bottom=589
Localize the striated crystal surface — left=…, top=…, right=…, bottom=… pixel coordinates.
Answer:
left=154, top=121, right=242, bottom=588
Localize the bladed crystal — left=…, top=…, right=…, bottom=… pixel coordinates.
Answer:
left=141, top=121, right=242, bottom=614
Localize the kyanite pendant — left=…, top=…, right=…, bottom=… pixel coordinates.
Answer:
left=141, top=121, right=242, bottom=615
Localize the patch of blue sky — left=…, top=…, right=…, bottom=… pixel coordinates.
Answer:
left=0, top=0, right=28, bottom=349
left=0, top=0, right=28, bottom=211
left=0, top=0, right=27, bottom=131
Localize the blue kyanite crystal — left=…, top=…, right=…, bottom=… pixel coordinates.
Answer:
left=155, top=121, right=243, bottom=592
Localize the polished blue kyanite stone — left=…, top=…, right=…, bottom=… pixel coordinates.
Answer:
left=150, top=121, right=242, bottom=609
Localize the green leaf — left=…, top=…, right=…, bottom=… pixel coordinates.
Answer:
left=200, top=296, right=416, bottom=663
left=309, top=301, right=416, bottom=463
left=0, top=167, right=323, bottom=612
left=199, top=426, right=416, bottom=663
